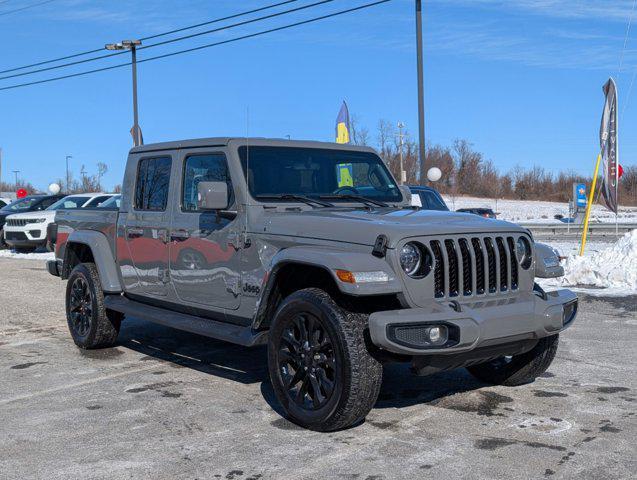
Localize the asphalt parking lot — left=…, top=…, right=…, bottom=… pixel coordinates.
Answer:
left=0, top=258, right=635, bottom=480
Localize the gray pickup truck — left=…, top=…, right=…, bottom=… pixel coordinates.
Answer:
left=48, top=138, right=577, bottom=431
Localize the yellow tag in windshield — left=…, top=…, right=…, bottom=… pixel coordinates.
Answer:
left=337, top=163, right=354, bottom=187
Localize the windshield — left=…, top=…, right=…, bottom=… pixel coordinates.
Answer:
left=239, top=146, right=402, bottom=203
left=1, top=196, right=43, bottom=212
left=46, top=196, right=91, bottom=210
left=98, top=195, right=121, bottom=209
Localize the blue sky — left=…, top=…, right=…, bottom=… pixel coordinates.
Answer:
left=0, top=0, right=635, bottom=190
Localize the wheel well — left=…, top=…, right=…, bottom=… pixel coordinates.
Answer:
left=254, top=262, right=402, bottom=330
left=62, top=242, right=95, bottom=279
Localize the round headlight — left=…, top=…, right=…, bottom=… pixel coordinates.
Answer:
left=516, top=237, right=532, bottom=269
left=400, top=242, right=422, bottom=277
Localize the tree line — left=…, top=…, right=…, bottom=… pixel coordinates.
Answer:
left=351, top=118, right=637, bottom=207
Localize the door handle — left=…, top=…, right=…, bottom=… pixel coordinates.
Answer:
left=170, top=230, right=190, bottom=241
left=126, top=227, right=144, bottom=239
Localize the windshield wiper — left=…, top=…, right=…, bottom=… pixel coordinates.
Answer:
left=319, top=194, right=389, bottom=208
left=255, top=194, right=334, bottom=208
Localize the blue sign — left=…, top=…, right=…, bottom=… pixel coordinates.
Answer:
left=576, top=183, right=587, bottom=208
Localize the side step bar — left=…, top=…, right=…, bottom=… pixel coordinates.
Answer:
left=104, top=295, right=267, bottom=347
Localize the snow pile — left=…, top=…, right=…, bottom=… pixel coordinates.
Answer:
left=543, top=230, right=637, bottom=295
left=0, top=249, right=54, bottom=261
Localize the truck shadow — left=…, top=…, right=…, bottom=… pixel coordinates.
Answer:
left=117, top=317, right=487, bottom=413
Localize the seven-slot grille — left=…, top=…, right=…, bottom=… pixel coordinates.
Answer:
left=6, top=218, right=40, bottom=227
left=429, top=235, right=520, bottom=298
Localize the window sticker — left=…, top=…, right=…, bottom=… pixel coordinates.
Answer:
left=337, top=163, right=354, bottom=187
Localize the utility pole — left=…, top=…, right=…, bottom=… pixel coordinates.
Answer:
left=0, top=147, right=3, bottom=189
left=66, top=155, right=72, bottom=193
left=415, top=0, right=426, bottom=185
left=397, top=122, right=406, bottom=185
left=106, top=39, right=143, bottom=146
left=12, top=170, right=20, bottom=187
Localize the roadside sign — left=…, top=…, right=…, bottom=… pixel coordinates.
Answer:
left=575, top=183, right=587, bottom=208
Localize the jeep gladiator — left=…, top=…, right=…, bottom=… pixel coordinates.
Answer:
left=48, top=138, right=577, bottom=431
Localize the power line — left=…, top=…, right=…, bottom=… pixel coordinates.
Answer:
left=0, top=0, right=391, bottom=92
left=618, top=0, right=637, bottom=80
left=0, top=0, right=56, bottom=17
left=0, top=0, right=298, bottom=75
left=0, top=0, right=334, bottom=81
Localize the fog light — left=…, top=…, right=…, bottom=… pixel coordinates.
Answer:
left=427, top=326, right=447, bottom=345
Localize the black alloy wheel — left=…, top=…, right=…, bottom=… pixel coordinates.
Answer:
left=69, top=276, right=93, bottom=338
left=277, top=313, right=337, bottom=410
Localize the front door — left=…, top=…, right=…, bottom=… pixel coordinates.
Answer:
left=169, top=150, right=242, bottom=310
left=121, top=154, right=173, bottom=298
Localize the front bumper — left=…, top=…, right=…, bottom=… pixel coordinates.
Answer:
left=369, top=289, right=577, bottom=356
left=47, top=259, right=62, bottom=277
left=4, top=225, right=47, bottom=247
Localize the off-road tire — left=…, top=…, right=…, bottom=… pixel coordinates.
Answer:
left=66, top=262, right=122, bottom=349
left=268, top=288, right=382, bottom=432
left=467, top=334, right=559, bottom=386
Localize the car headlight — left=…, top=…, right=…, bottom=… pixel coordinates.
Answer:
left=516, top=237, right=533, bottom=269
left=400, top=242, right=421, bottom=276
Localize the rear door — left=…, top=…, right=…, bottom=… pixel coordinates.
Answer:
left=121, top=154, right=174, bottom=298
left=168, top=149, right=242, bottom=310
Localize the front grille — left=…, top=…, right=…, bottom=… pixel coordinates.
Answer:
left=6, top=218, right=38, bottom=227
left=5, top=231, right=27, bottom=241
left=429, top=235, right=521, bottom=299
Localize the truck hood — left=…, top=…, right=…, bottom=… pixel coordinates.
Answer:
left=4, top=210, right=56, bottom=221
left=259, top=207, right=528, bottom=247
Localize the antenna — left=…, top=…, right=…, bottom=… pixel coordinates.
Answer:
left=244, top=106, right=250, bottom=236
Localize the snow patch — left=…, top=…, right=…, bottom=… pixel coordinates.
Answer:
left=540, top=230, right=637, bottom=296
left=0, top=249, right=54, bottom=261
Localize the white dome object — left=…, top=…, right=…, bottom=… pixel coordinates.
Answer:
left=427, top=167, right=442, bottom=182
left=48, top=183, right=61, bottom=194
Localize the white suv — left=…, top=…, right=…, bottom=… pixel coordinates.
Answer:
left=3, top=193, right=116, bottom=252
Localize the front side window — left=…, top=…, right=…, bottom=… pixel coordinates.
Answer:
left=182, top=153, right=233, bottom=212
left=135, top=156, right=172, bottom=211
left=47, top=196, right=91, bottom=210
left=238, top=146, right=402, bottom=203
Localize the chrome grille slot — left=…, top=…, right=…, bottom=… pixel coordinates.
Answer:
left=484, top=238, right=497, bottom=293
left=507, top=237, right=519, bottom=290
left=496, top=237, right=508, bottom=292
left=472, top=238, right=486, bottom=294
left=430, top=240, right=445, bottom=298
left=444, top=239, right=459, bottom=297
left=459, top=239, right=472, bottom=295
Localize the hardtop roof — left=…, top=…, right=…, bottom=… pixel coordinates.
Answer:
left=130, top=137, right=377, bottom=154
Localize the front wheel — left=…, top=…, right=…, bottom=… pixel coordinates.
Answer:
left=268, top=288, right=382, bottom=432
left=467, top=334, right=559, bottom=386
left=66, top=263, right=122, bottom=349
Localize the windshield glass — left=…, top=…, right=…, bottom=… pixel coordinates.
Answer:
left=239, top=146, right=402, bottom=203
left=1, top=196, right=43, bottom=212
left=46, top=196, right=91, bottom=210
left=98, top=195, right=121, bottom=209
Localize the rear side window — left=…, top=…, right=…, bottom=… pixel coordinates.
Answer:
left=135, top=157, right=172, bottom=211
left=182, top=153, right=233, bottom=212
left=420, top=191, right=448, bottom=211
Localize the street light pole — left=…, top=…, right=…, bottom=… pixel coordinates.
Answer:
left=66, top=155, right=72, bottom=193
left=397, top=122, right=406, bottom=185
left=106, top=39, right=143, bottom=147
left=12, top=170, right=19, bottom=187
left=415, top=0, right=426, bottom=185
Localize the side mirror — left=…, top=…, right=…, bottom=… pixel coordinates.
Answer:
left=197, top=181, right=229, bottom=210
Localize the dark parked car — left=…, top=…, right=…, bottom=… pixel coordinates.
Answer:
left=0, top=194, right=65, bottom=248
left=408, top=186, right=449, bottom=211
left=457, top=207, right=497, bottom=219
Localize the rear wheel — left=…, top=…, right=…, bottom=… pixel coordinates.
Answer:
left=467, top=334, right=559, bottom=386
left=268, top=288, right=382, bottom=432
left=66, top=263, right=121, bottom=349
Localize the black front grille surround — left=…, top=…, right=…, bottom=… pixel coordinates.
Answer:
left=425, top=235, right=523, bottom=299
left=5, top=231, right=27, bottom=241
